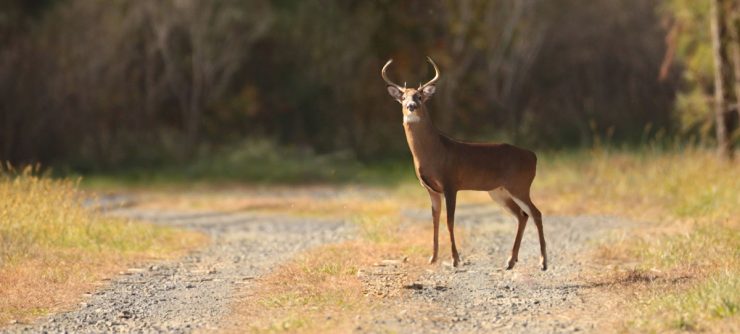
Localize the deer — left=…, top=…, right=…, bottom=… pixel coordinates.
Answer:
left=381, top=57, right=547, bottom=270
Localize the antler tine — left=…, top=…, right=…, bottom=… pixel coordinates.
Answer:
left=381, top=59, right=403, bottom=89
left=419, top=56, right=440, bottom=89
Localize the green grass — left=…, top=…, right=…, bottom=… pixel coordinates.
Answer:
left=643, top=270, right=738, bottom=331
left=78, top=139, right=413, bottom=189
left=624, top=222, right=740, bottom=332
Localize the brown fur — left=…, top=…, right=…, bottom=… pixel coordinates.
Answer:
left=386, top=75, right=547, bottom=270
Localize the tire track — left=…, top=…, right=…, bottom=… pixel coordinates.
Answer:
left=4, top=207, right=352, bottom=333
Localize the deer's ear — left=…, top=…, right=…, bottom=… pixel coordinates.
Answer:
left=387, top=86, right=403, bottom=101
left=420, top=85, right=436, bottom=100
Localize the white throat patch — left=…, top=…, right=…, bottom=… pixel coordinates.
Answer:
left=403, top=113, right=420, bottom=124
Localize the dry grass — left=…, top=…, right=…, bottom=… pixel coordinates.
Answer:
left=535, top=147, right=738, bottom=222
left=0, top=168, right=207, bottom=325
left=234, top=242, right=369, bottom=333
left=225, top=187, right=438, bottom=333
left=532, top=147, right=739, bottom=332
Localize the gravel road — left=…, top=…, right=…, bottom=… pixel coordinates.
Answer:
left=3, top=190, right=634, bottom=333
left=358, top=204, right=633, bottom=333
left=4, top=201, right=353, bottom=333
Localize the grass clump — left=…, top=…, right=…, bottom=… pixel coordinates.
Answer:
left=0, top=167, right=206, bottom=325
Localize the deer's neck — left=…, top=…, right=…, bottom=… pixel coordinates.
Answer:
left=403, top=108, right=445, bottom=169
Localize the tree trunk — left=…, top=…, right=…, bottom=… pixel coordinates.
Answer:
left=711, top=0, right=735, bottom=160
left=727, top=0, right=740, bottom=119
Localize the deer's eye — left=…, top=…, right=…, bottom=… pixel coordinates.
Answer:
left=413, top=95, right=421, bottom=102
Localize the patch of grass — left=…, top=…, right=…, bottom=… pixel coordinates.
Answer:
left=230, top=242, right=371, bottom=333
left=0, top=167, right=207, bottom=325
left=650, top=270, right=738, bottom=330
left=536, top=147, right=739, bottom=223
left=618, top=222, right=740, bottom=332
left=79, top=139, right=413, bottom=190
left=534, top=147, right=739, bottom=332
left=230, top=237, right=431, bottom=334
left=226, top=189, right=432, bottom=333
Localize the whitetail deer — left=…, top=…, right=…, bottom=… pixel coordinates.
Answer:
left=382, top=57, right=547, bottom=270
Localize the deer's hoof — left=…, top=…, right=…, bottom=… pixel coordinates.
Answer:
left=506, top=257, right=517, bottom=270
left=540, top=256, right=548, bottom=271
left=452, top=256, right=460, bottom=267
left=428, top=255, right=437, bottom=264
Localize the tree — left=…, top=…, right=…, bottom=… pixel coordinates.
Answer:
left=710, top=0, right=739, bottom=160
left=146, top=0, right=272, bottom=158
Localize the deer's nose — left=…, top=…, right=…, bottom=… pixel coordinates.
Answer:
left=406, top=102, right=418, bottom=111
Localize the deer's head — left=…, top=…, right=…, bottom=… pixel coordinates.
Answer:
left=382, top=57, right=439, bottom=124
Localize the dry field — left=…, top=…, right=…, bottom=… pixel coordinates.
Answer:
left=1, top=148, right=738, bottom=333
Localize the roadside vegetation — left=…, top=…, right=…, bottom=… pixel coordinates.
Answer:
left=535, top=146, right=739, bottom=332
left=0, top=167, right=207, bottom=325
left=78, top=140, right=412, bottom=190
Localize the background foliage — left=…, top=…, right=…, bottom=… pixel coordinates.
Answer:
left=0, top=0, right=729, bottom=170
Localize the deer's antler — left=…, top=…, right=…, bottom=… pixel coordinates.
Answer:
left=419, top=57, right=440, bottom=89
left=382, top=59, right=403, bottom=90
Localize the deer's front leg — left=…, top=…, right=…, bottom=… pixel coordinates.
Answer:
left=428, top=190, right=442, bottom=264
left=508, top=215, right=527, bottom=270
left=444, top=190, right=460, bottom=267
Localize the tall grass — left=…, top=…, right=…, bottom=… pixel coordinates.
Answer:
left=0, top=167, right=206, bottom=324
left=536, top=146, right=739, bottom=223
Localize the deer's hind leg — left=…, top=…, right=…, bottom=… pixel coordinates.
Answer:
left=508, top=190, right=547, bottom=271
left=489, top=189, right=528, bottom=270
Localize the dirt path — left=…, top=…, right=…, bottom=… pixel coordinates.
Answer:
left=358, top=204, right=632, bottom=333
left=3, top=190, right=634, bottom=333
left=4, top=204, right=353, bottom=333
